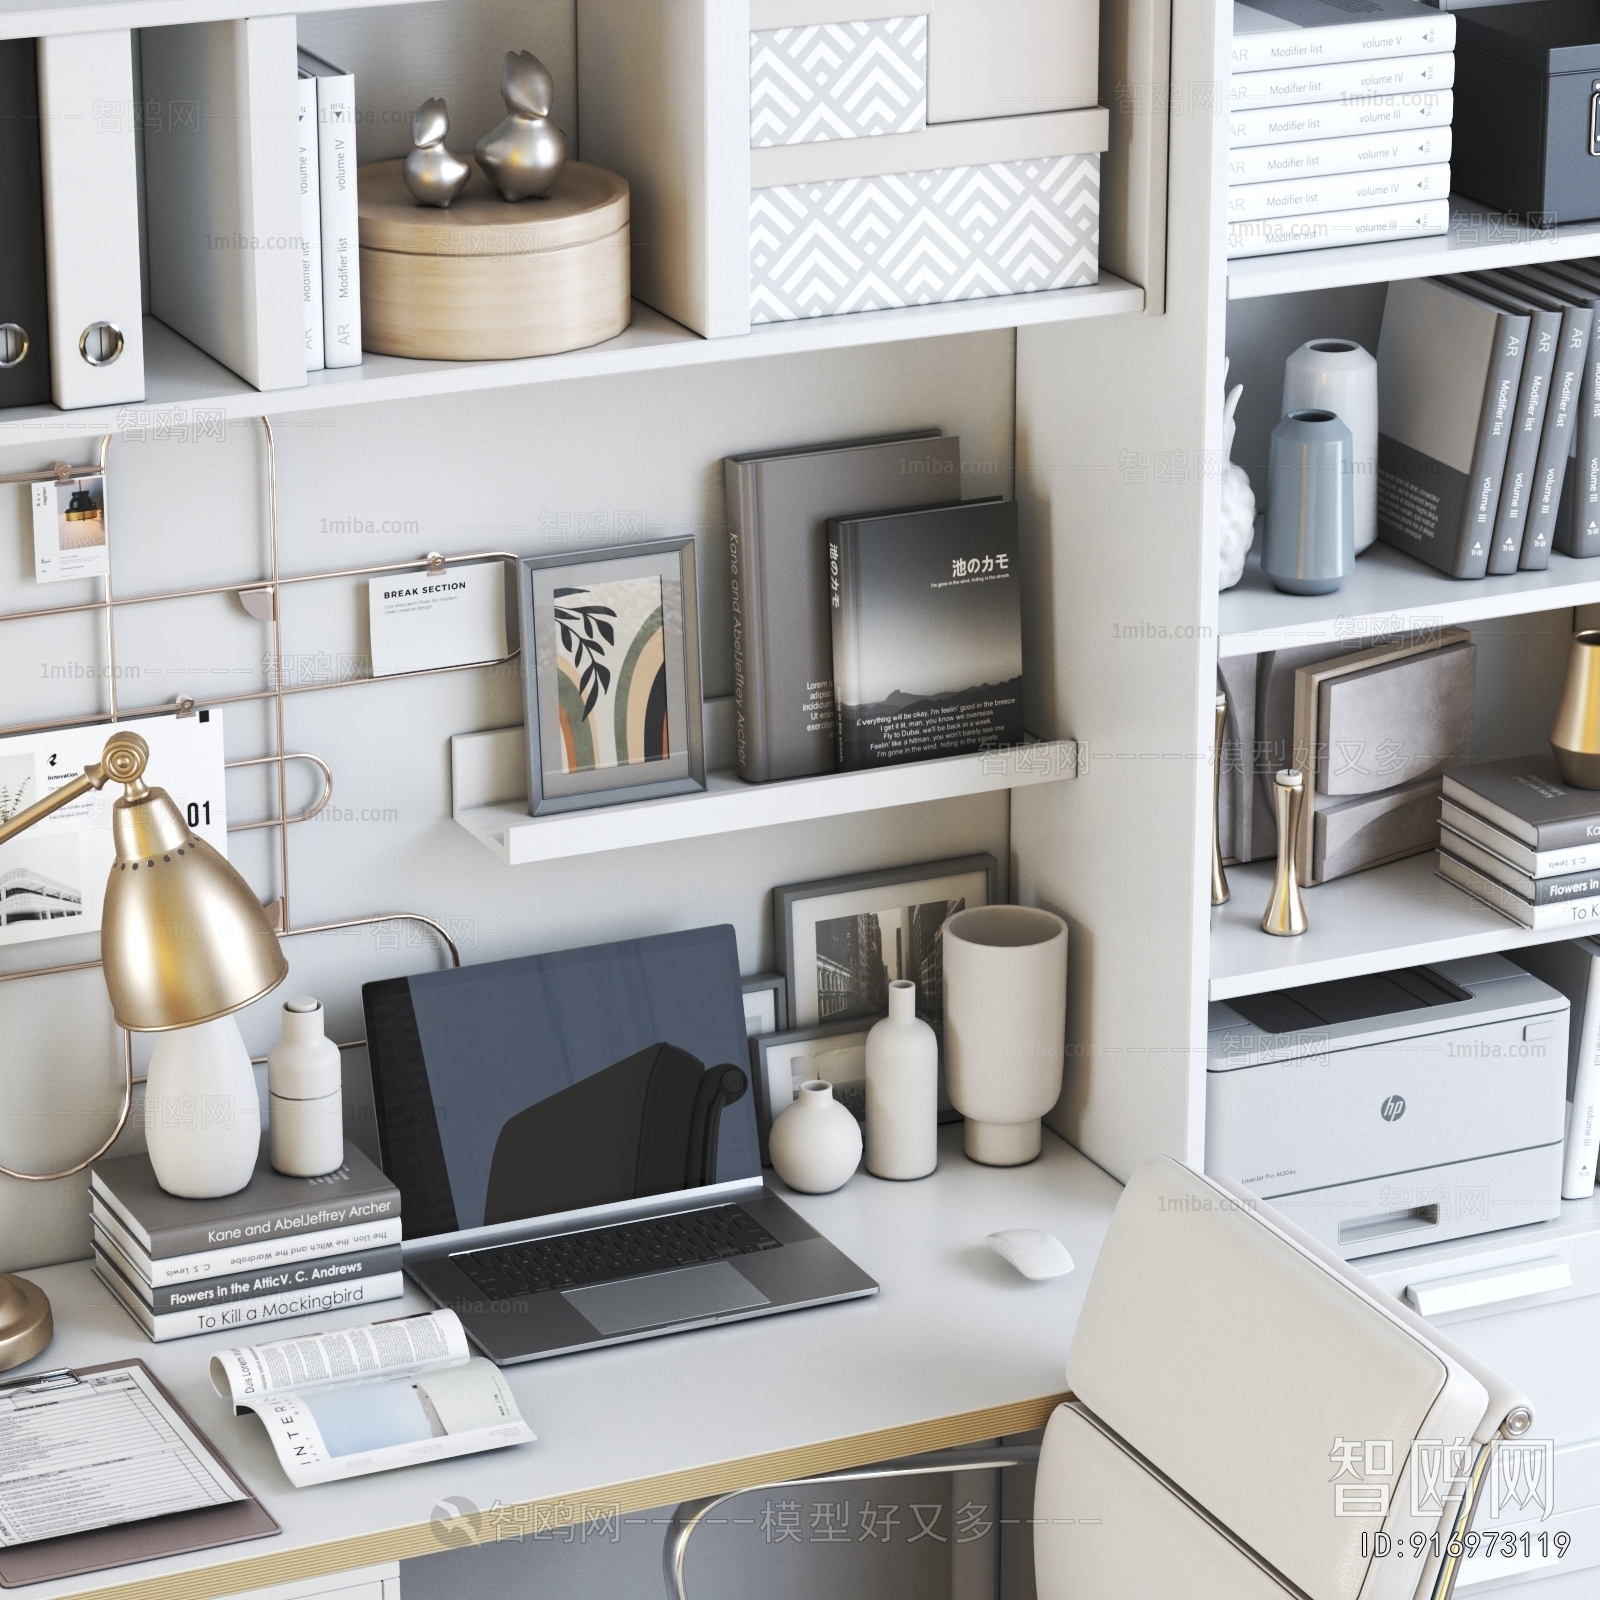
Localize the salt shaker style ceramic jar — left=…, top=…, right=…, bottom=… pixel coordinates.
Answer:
left=267, top=996, right=344, bottom=1177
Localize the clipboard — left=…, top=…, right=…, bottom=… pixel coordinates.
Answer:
left=0, top=1359, right=278, bottom=1589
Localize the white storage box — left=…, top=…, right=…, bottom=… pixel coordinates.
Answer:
left=578, top=0, right=1106, bottom=336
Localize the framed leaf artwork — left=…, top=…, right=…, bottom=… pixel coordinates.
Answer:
left=517, top=540, right=706, bottom=814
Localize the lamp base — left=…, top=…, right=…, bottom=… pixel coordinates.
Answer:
left=0, top=1272, right=53, bottom=1372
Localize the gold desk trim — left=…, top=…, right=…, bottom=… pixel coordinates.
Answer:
left=65, top=1393, right=1068, bottom=1600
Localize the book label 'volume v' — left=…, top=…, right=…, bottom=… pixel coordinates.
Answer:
left=829, top=499, right=1023, bottom=770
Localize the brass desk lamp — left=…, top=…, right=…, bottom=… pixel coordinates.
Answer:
left=0, top=729, right=287, bottom=1370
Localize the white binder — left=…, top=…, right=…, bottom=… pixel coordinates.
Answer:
left=35, top=32, right=145, bottom=410
left=142, top=17, right=306, bottom=392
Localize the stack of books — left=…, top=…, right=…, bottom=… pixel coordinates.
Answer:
left=91, top=1144, right=403, bottom=1341
left=1438, top=755, right=1600, bottom=930
left=1228, top=0, right=1454, bottom=259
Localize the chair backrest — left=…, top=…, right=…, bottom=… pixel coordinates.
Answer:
left=1037, top=1158, right=1531, bottom=1600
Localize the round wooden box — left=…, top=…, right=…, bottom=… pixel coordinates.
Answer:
left=357, top=160, right=630, bottom=361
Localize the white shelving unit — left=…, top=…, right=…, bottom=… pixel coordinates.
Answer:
left=1209, top=854, right=1582, bottom=1002
left=1228, top=195, right=1600, bottom=300
left=1219, top=547, right=1600, bottom=656
left=0, top=283, right=1143, bottom=448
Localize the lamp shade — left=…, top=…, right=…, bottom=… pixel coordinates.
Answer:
left=102, top=780, right=287, bottom=1030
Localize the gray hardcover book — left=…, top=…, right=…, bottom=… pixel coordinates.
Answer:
left=1252, top=637, right=1373, bottom=854
left=726, top=432, right=962, bottom=782
left=90, top=1143, right=399, bottom=1258
left=1442, top=753, right=1600, bottom=851
left=1313, top=775, right=1441, bottom=882
left=1462, top=274, right=1562, bottom=573
left=1314, top=639, right=1475, bottom=795
left=1522, top=259, right=1600, bottom=557
left=1376, top=276, right=1528, bottom=578
left=1503, top=264, right=1597, bottom=562
left=1217, top=656, right=1258, bottom=862
left=1438, top=845, right=1600, bottom=907
left=829, top=500, right=1022, bottom=770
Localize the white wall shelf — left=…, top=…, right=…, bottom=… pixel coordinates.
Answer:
left=1219, top=546, right=1600, bottom=657
left=0, top=281, right=1143, bottom=450
left=0, top=0, right=430, bottom=38
left=1227, top=197, right=1600, bottom=302
left=1210, top=853, right=1582, bottom=1001
left=452, top=725, right=1083, bottom=865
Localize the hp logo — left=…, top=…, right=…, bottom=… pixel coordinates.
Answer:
left=1381, top=1095, right=1407, bottom=1122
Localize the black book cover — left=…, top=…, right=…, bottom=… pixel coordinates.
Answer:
left=829, top=499, right=1022, bottom=770
left=0, top=39, right=50, bottom=408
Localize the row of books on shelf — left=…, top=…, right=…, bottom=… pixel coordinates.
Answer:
left=0, top=27, right=360, bottom=415
left=729, top=431, right=1023, bottom=782
left=1378, top=267, right=1600, bottom=578
left=1228, top=0, right=1454, bottom=259
left=90, top=1142, right=402, bottom=1341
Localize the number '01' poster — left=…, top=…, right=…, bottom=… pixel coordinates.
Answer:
left=0, top=712, right=228, bottom=949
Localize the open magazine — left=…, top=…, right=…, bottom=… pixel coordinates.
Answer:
left=209, top=1309, right=533, bottom=1487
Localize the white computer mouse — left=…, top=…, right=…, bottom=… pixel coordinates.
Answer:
left=985, top=1228, right=1075, bottom=1281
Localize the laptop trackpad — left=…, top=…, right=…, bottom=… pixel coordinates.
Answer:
left=563, top=1262, right=770, bottom=1336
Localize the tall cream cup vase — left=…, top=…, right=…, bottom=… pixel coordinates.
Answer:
left=942, top=906, right=1069, bottom=1166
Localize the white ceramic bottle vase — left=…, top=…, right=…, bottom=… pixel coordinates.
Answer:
left=943, top=906, right=1069, bottom=1166
left=865, top=979, right=938, bottom=1180
left=268, top=997, right=345, bottom=1177
left=1282, top=338, right=1378, bottom=553
left=768, top=1080, right=862, bottom=1194
left=144, top=1014, right=260, bottom=1198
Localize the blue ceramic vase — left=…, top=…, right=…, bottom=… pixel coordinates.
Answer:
left=1264, top=408, right=1355, bottom=596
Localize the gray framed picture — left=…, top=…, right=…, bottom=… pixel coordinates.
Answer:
left=517, top=540, right=705, bottom=815
left=773, top=854, right=999, bottom=1030
left=750, top=1019, right=873, bottom=1159
left=741, top=972, right=789, bottom=1038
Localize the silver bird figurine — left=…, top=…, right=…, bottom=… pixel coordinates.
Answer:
left=475, top=51, right=567, bottom=201
left=403, top=98, right=471, bottom=207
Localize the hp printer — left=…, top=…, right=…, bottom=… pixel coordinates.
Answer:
left=1207, top=955, right=1566, bottom=1258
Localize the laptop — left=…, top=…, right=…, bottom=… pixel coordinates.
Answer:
left=362, top=924, right=878, bottom=1363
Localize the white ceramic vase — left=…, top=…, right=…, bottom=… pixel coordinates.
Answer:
left=865, top=979, right=938, bottom=1181
left=268, top=996, right=345, bottom=1178
left=943, top=906, right=1069, bottom=1166
left=1219, top=359, right=1256, bottom=590
left=768, top=1080, right=862, bottom=1194
left=1282, top=338, right=1378, bottom=553
left=144, top=1014, right=261, bottom=1198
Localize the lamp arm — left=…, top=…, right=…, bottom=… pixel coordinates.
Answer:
left=0, top=730, right=148, bottom=847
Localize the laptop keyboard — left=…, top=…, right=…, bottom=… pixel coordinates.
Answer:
left=452, top=1204, right=784, bottom=1300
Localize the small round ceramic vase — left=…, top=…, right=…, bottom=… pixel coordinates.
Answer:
left=865, top=979, right=938, bottom=1180
left=769, top=1080, right=862, bottom=1194
left=943, top=906, right=1069, bottom=1166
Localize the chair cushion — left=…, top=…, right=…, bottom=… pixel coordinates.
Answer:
left=1034, top=1402, right=1299, bottom=1600
left=1064, top=1158, right=1490, bottom=1600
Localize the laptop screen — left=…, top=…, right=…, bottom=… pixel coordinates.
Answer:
left=363, top=925, right=761, bottom=1240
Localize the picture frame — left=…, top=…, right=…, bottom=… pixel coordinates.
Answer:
left=750, top=1019, right=873, bottom=1160
left=773, top=854, right=1000, bottom=1031
left=517, top=539, right=705, bottom=815
left=741, top=972, right=789, bottom=1038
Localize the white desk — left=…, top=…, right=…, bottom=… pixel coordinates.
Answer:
left=8, top=1127, right=1122, bottom=1600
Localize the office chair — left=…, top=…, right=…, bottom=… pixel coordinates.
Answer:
left=484, top=1044, right=747, bottom=1225
left=664, top=1156, right=1532, bottom=1600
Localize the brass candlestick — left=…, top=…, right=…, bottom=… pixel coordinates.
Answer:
left=1211, top=692, right=1230, bottom=906
left=1261, top=769, right=1308, bottom=936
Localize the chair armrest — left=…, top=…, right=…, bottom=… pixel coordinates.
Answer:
left=663, top=1445, right=1041, bottom=1600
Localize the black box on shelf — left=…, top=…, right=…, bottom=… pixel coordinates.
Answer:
left=1454, top=0, right=1600, bottom=225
